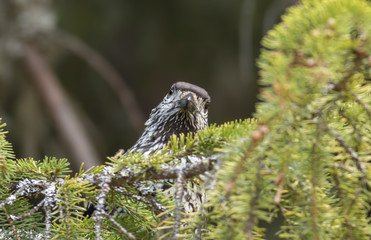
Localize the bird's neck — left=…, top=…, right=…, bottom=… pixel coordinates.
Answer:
left=130, top=109, right=200, bottom=155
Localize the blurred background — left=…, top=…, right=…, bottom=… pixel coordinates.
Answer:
left=0, top=0, right=297, bottom=170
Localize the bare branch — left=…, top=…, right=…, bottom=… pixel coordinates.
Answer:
left=52, top=30, right=146, bottom=133
left=23, top=43, right=100, bottom=170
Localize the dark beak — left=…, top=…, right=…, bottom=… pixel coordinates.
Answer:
left=176, top=93, right=197, bottom=113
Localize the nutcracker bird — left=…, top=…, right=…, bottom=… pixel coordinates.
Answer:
left=129, top=81, right=210, bottom=213
left=130, top=81, right=210, bottom=155
left=86, top=82, right=210, bottom=216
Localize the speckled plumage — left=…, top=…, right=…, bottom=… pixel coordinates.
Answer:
left=130, top=82, right=210, bottom=155
left=129, top=82, right=210, bottom=213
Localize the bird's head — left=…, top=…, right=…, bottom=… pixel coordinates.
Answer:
left=158, top=82, right=210, bottom=131
left=131, top=82, right=210, bottom=154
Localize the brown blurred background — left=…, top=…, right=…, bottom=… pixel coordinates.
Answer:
left=0, top=0, right=297, bottom=170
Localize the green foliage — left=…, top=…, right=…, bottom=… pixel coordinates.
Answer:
left=179, top=0, right=371, bottom=239
left=0, top=0, right=370, bottom=239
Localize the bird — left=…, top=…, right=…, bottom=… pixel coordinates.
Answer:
left=129, top=81, right=210, bottom=155
left=86, top=82, right=210, bottom=216
left=127, top=81, right=211, bottom=213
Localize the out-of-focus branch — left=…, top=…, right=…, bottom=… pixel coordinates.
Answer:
left=51, top=31, right=146, bottom=134
left=239, top=0, right=256, bottom=84
left=23, top=43, right=100, bottom=169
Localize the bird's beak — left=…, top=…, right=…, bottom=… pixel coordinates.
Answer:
left=176, top=93, right=197, bottom=113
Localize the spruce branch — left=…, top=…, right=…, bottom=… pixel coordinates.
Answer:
left=224, top=125, right=269, bottom=196
left=10, top=199, right=45, bottom=221
left=85, top=159, right=216, bottom=189
left=352, top=93, right=371, bottom=118
left=327, top=128, right=365, bottom=172
left=244, top=157, right=263, bottom=240
left=43, top=182, right=57, bottom=240
left=113, top=188, right=166, bottom=215
left=273, top=172, right=285, bottom=205
left=0, top=179, right=47, bottom=208
left=331, top=167, right=356, bottom=240
left=333, top=48, right=364, bottom=92
left=173, top=170, right=185, bottom=240
left=3, top=207, right=21, bottom=240
left=44, top=203, right=52, bottom=240
left=93, top=174, right=112, bottom=240
left=102, top=212, right=136, bottom=240
left=310, top=121, right=323, bottom=240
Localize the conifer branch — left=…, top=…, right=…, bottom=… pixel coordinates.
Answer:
left=352, top=93, right=371, bottom=118
left=3, top=207, right=21, bottom=240
left=327, top=128, right=365, bottom=172
left=0, top=179, right=47, bottom=208
left=92, top=159, right=216, bottom=189
left=102, top=212, right=137, bottom=240
left=224, top=125, right=269, bottom=196
left=273, top=172, right=285, bottom=205
left=244, top=157, right=263, bottom=240
left=310, top=117, right=325, bottom=240
left=44, top=204, right=52, bottom=240
left=173, top=170, right=185, bottom=240
left=10, top=199, right=45, bottom=221
left=333, top=53, right=364, bottom=91
left=43, top=182, right=57, bottom=240
left=94, top=174, right=112, bottom=240
left=113, top=188, right=166, bottom=215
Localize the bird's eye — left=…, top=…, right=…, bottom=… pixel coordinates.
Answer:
left=168, top=87, right=175, bottom=95
left=204, top=102, right=209, bottom=110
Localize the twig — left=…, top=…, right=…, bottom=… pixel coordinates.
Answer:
left=244, top=158, right=263, bottom=240
left=94, top=174, right=112, bottom=240
left=333, top=54, right=364, bottom=91
left=331, top=167, right=354, bottom=240
left=102, top=212, right=136, bottom=240
left=3, top=208, right=21, bottom=240
left=23, top=42, right=100, bottom=170
left=224, top=125, right=269, bottom=196
left=273, top=172, right=285, bottom=205
left=44, top=204, right=52, bottom=240
left=43, top=182, right=57, bottom=240
left=352, top=93, right=371, bottom=118
left=0, top=188, right=25, bottom=209
left=327, top=128, right=365, bottom=172
left=10, top=199, right=45, bottom=221
left=113, top=187, right=167, bottom=215
left=310, top=115, right=327, bottom=240
left=52, top=30, right=146, bottom=133
left=173, top=170, right=185, bottom=240
left=0, top=179, right=47, bottom=209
